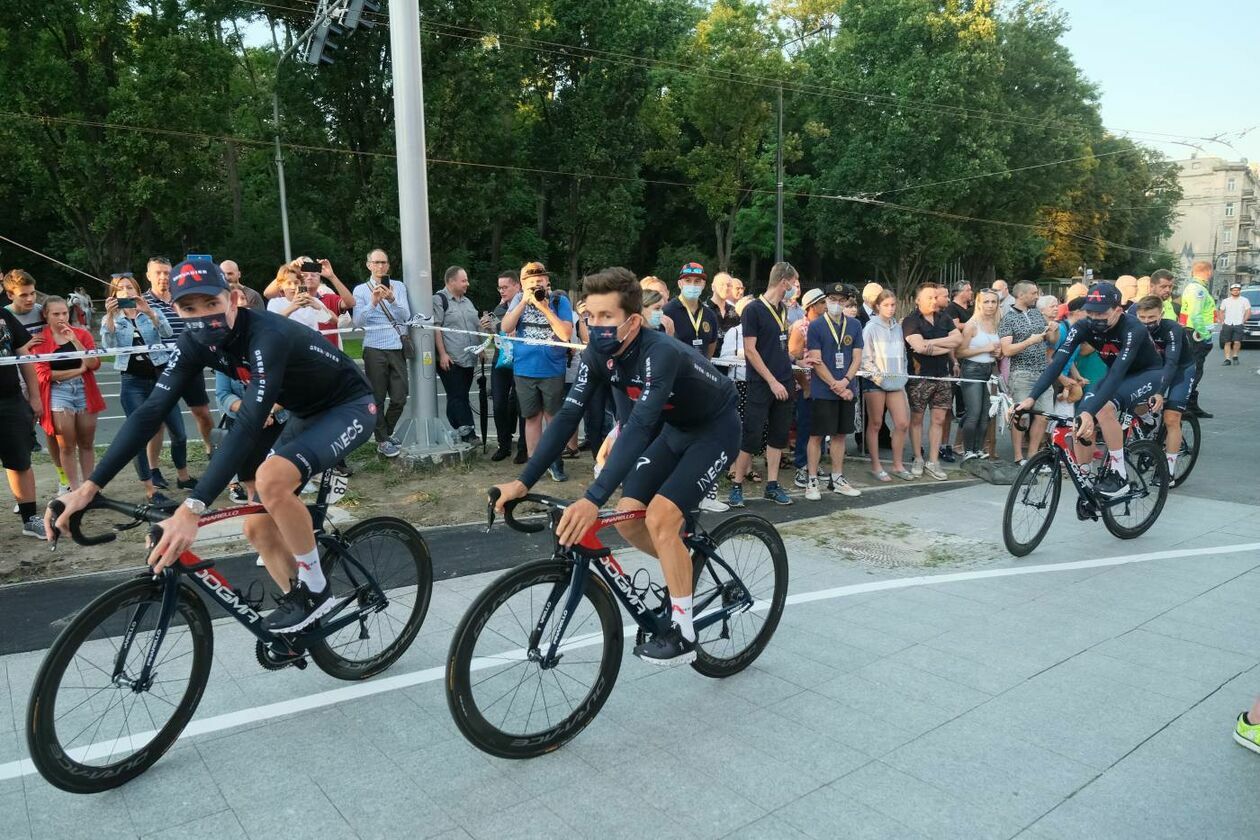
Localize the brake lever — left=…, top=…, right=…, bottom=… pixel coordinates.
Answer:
left=46, top=499, right=64, bottom=553
left=485, top=487, right=501, bottom=533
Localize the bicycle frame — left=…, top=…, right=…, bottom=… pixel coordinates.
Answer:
left=109, top=472, right=387, bottom=686
left=530, top=509, right=754, bottom=668
left=1043, top=418, right=1156, bottom=512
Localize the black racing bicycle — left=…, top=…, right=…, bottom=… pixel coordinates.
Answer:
left=1123, top=406, right=1200, bottom=489
left=445, top=490, right=788, bottom=759
left=27, top=470, right=432, bottom=793
left=1002, top=408, right=1169, bottom=556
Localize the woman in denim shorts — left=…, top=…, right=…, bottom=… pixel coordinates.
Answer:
left=33, top=297, right=105, bottom=490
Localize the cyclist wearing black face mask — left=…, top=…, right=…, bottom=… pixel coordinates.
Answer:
left=1015, top=283, right=1164, bottom=497
left=51, top=259, right=376, bottom=633
left=493, top=267, right=740, bottom=665
left=1133, top=294, right=1197, bottom=476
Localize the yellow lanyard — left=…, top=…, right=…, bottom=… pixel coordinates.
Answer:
left=684, top=302, right=705, bottom=336
left=761, top=296, right=787, bottom=334
left=824, top=313, right=847, bottom=348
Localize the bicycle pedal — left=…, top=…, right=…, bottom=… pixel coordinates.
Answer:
left=292, top=658, right=307, bottom=670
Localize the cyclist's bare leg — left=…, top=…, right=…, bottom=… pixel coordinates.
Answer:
left=1163, top=408, right=1183, bottom=457
left=1096, top=403, right=1123, bottom=452
left=613, top=497, right=656, bottom=557
left=254, top=457, right=318, bottom=565
left=645, top=495, right=691, bottom=599
left=242, top=513, right=294, bottom=590
left=1028, top=414, right=1048, bottom=454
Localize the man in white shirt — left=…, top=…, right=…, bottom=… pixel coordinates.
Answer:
left=1219, top=283, right=1251, bottom=366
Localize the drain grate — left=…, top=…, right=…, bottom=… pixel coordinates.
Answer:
left=832, top=539, right=917, bottom=568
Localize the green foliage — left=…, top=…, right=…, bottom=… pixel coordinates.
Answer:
left=0, top=0, right=1181, bottom=304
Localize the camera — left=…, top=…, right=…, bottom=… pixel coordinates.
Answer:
left=299, top=260, right=322, bottom=274
left=532, top=287, right=546, bottom=302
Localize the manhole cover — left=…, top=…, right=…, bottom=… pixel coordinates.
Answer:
left=833, top=539, right=918, bottom=568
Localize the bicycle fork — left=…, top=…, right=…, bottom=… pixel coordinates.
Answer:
left=112, top=569, right=180, bottom=693
left=529, top=556, right=591, bottom=670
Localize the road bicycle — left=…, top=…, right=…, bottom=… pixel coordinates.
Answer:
left=1002, top=408, right=1169, bottom=556
left=1122, top=405, right=1200, bottom=489
left=26, top=470, right=432, bottom=794
left=445, top=490, right=788, bottom=759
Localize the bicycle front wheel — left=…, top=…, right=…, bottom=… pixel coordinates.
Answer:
left=690, top=514, right=788, bottom=678
left=446, top=559, right=623, bottom=759
left=309, top=517, right=433, bottom=680
left=26, top=578, right=214, bottom=793
left=1002, top=449, right=1062, bottom=557
left=1104, top=440, right=1169, bottom=539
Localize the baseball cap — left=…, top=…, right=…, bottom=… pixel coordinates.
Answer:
left=1230, top=282, right=1242, bottom=289
left=520, top=261, right=549, bottom=281
left=678, top=262, right=707, bottom=281
left=801, top=288, right=826, bottom=309
left=169, top=258, right=229, bottom=301
left=1081, top=282, right=1120, bottom=313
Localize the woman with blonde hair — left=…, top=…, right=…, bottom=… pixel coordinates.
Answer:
left=955, top=289, right=1002, bottom=461
left=639, top=276, right=675, bottom=335
left=33, top=297, right=106, bottom=490
left=860, top=290, right=912, bottom=481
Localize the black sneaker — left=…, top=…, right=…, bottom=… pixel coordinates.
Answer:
left=632, top=625, right=696, bottom=666
left=228, top=482, right=250, bottom=505
left=176, top=475, right=198, bottom=490
left=513, top=449, right=528, bottom=465
left=1096, top=469, right=1128, bottom=498
left=265, top=580, right=341, bottom=633
left=149, top=469, right=169, bottom=489
left=939, top=446, right=957, bottom=463
left=1223, top=358, right=1232, bottom=366
left=147, top=492, right=178, bottom=512
left=490, top=445, right=512, bottom=462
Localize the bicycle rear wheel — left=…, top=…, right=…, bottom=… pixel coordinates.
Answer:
left=1104, top=440, right=1169, bottom=539
left=1002, top=449, right=1062, bottom=557
left=1163, top=412, right=1200, bottom=488
left=690, top=514, right=788, bottom=678
left=26, top=578, right=213, bottom=793
left=309, top=517, right=433, bottom=680
left=446, top=559, right=623, bottom=759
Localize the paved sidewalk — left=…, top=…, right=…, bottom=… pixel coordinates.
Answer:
left=3, top=480, right=1258, bottom=839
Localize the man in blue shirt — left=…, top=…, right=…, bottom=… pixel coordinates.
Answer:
left=662, top=261, right=721, bottom=357
left=804, top=283, right=864, bottom=499
left=500, top=261, right=575, bottom=482
left=352, top=249, right=411, bottom=458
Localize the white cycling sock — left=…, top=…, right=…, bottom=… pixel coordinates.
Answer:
left=1167, top=452, right=1179, bottom=472
left=671, top=595, right=695, bottom=642
left=1107, top=449, right=1127, bottom=479
left=294, top=547, right=326, bottom=593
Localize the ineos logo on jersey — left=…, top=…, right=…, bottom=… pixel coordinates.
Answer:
left=331, top=418, right=365, bottom=456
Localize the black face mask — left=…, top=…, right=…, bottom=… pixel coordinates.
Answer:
left=1084, top=316, right=1110, bottom=336
left=184, top=313, right=232, bottom=348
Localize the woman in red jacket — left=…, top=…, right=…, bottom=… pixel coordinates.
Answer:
left=34, top=296, right=105, bottom=490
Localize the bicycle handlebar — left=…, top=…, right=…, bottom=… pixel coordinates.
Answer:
left=485, top=487, right=568, bottom=534
left=1010, top=407, right=1095, bottom=445
left=47, top=497, right=171, bottom=551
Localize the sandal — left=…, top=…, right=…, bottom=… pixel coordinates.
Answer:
left=561, top=447, right=581, bottom=459
left=747, top=470, right=762, bottom=483
left=871, top=470, right=892, bottom=483
left=891, top=469, right=915, bottom=481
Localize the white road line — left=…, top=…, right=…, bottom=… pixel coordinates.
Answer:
left=3, top=539, right=1258, bottom=783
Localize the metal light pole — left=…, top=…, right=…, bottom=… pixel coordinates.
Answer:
left=774, top=24, right=829, bottom=266
left=388, top=0, right=452, bottom=451
left=272, top=88, right=293, bottom=262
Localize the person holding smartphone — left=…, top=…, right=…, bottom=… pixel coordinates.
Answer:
left=99, top=272, right=182, bottom=508
left=32, top=296, right=105, bottom=490
left=352, top=249, right=411, bottom=457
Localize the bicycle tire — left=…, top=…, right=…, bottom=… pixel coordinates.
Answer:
left=445, top=558, right=623, bottom=759
left=1002, top=449, right=1062, bottom=557
left=26, top=578, right=213, bottom=794
left=690, top=514, right=788, bottom=679
left=309, top=517, right=433, bottom=680
left=1165, top=412, right=1200, bottom=488
left=1103, top=440, right=1169, bottom=540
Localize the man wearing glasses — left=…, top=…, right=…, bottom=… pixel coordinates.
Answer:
left=352, top=249, right=411, bottom=457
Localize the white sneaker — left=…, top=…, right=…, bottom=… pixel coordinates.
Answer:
left=698, top=493, right=730, bottom=513
left=923, top=461, right=948, bottom=481
left=830, top=474, right=861, bottom=497
left=57, top=483, right=71, bottom=496
left=961, top=450, right=981, bottom=463
left=793, top=467, right=809, bottom=488
left=911, top=458, right=924, bottom=477
left=254, top=555, right=265, bottom=568
left=804, top=477, right=821, bottom=500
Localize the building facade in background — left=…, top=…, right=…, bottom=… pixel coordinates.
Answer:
left=1164, top=156, right=1258, bottom=295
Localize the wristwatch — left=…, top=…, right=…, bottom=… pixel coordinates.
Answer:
left=182, top=498, right=207, bottom=515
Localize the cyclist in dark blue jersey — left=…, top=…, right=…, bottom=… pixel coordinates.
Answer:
left=49, top=259, right=376, bottom=632
left=1015, top=283, right=1164, bottom=497
left=493, top=267, right=740, bottom=665
left=1132, top=294, right=1197, bottom=476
